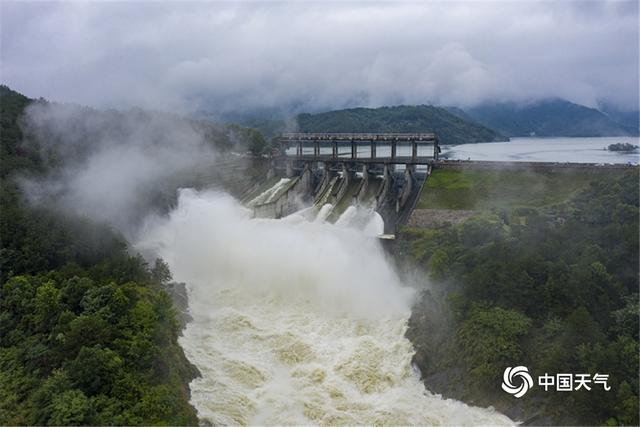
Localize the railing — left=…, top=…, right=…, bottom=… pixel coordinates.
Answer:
left=280, top=132, right=438, bottom=142
left=279, top=132, right=440, bottom=162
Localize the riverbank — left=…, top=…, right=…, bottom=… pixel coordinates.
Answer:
left=399, top=164, right=639, bottom=425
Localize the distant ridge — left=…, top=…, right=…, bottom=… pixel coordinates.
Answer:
left=462, top=99, right=639, bottom=137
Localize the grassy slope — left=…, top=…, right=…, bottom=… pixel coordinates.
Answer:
left=417, top=168, right=611, bottom=211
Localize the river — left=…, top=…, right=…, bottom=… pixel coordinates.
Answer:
left=137, top=188, right=513, bottom=426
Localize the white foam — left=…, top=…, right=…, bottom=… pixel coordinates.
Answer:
left=136, top=189, right=514, bottom=426
left=335, top=205, right=358, bottom=227
left=364, top=211, right=385, bottom=236
left=248, top=178, right=290, bottom=206
left=315, top=203, right=334, bottom=222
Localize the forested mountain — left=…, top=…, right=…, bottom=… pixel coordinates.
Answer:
left=463, top=99, right=638, bottom=137
left=598, top=102, right=640, bottom=134
left=232, top=99, right=638, bottom=142
left=0, top=85, right=267, bottom=425
left=247, top=105, right=508, bottom=144
left=297, top=105, right=508, bottom=144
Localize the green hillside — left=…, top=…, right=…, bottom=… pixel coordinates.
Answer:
left=294, top=105, right=508, bottom=145
left=0, top=85, right=203, bottom=426
left=403, top=165, right=639, bottom=425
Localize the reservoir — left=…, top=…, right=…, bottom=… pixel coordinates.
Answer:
left=441, top=136, right=640, bottom=164
left=287, top=136, right=639, bottom=164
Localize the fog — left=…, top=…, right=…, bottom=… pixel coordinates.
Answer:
left=18, top=102, right=220, bottom=236
left=2, top=1, right=638, bottom=116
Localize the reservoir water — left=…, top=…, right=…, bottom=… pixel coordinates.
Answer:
left=442, top=136, right=639, bottom=164
left=287, top=136, right=639, bottom=164
left=137, top=189, right=514, bottom=426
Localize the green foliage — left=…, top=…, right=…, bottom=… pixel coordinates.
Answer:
left=0, top=85, right=42, bottom=178
left=294, top=105, right=508, bottom=145
left=0, top=272, right=199, bottom=425
left=0, top=86, right=199, bottom=425
left=458, top=306, right=531, bottom=383
left=405, top=169, right=639, bottom=425
left=246, top=128, right=268, bottom=155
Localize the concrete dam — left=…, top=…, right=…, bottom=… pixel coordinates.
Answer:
left=240, top=132, right=441, bottom=235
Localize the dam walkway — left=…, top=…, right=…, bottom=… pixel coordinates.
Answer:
left=280, top=132, right=440, bottom=165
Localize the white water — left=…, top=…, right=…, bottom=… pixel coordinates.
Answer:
left=248, top=178, right=291, bottom=206
left=137, top=189, right=513, bottom=426
left=335, top=205, right=358, bottom=227
left=364, top=211, right=385, bottom=237
left=315, top=203, right=334, bottom=222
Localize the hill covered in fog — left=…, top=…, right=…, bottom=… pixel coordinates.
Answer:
left=457, top=99, right=639, bottom=137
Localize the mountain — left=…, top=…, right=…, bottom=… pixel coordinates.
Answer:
left=598, top=102, right=640, bottom=134
left=464, top=99, right=638, bottom=137
left=248, top=105, right=508, bottom=145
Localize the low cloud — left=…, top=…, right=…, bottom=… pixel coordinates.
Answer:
left=2, top=1, right=638, bottom=114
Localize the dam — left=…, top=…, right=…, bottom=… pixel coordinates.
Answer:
left=241, top=132, right=441, bottom=234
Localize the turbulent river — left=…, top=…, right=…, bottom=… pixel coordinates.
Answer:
left=137, top=188, right=513, bottom=426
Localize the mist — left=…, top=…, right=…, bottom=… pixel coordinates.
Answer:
left=136, top=188, right=412, bottom=319
left=17, top=102, right=221, bottom=236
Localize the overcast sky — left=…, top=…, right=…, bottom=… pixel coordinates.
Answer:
left=2, top=1, right=638, bottom=115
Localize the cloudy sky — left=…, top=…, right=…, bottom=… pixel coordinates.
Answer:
left=2, top=1, right=638, bottom=116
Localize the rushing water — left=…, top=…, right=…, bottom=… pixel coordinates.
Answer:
left=137, top=188, right=513, bottom=426
left=442, top=136, right=640, bottom=164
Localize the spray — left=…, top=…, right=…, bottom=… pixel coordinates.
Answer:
left=136, top=188, right=513, bottom=426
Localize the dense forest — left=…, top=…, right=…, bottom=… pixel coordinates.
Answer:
left=403, top=169, right=639, bottom=425
left=0, top=85, right=266, bottom=425
left=462, top=99, right=639, bottom=137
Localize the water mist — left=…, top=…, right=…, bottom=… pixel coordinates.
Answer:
left=136, top=187, right=513, bottom=426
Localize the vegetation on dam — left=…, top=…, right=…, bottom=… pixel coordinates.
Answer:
left=402, top=167, right=639, bottom=425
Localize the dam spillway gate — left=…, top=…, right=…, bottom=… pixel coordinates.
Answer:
left=242, top=133, right=440, bottom=235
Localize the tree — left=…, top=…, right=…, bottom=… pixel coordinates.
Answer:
left=457, top=306, right=531, bottom=383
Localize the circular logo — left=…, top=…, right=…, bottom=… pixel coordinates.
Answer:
left=502, top=366, right=533, bottom=398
